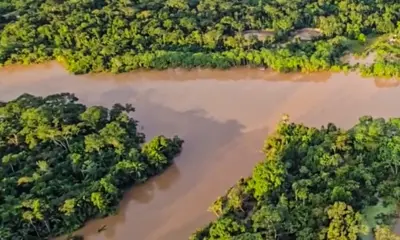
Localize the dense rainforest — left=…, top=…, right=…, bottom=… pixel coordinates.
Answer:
left=0, top=0, right=399, bottom=76
left=191, top=116, right=400, bottom=240
left=0, top=93, right=183, bottom=239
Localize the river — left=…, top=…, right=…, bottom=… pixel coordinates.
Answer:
left=1, top=62, right=400, bottom=240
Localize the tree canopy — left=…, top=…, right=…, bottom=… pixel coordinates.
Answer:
left=0, top=0, right=399, bottom=76
left=191, top=116, right=400, bottom=240
left=0, top=93, right=183, bottom=239
left=359, top=28, right=400, bottom=78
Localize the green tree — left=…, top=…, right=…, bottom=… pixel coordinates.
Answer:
left=320, top=202, right=367, bottom=240
left=0, top=93, right=183, bottom=239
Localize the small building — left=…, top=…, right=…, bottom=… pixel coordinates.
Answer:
left=242, top=30, right=275, bottom=41
left=292, top=28, right=323, bottom=41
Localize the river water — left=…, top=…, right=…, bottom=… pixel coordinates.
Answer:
left=1, top=62, right=400, bottom=240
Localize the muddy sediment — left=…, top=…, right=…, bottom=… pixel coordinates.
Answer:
left=1, top=63, right=400, bottom=240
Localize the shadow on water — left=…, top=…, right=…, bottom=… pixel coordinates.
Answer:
left=156, top=126, right=270, bottom=240
left=4, top=62, right=400, bottom=240
left=98, top=163, right=181, bottom=239
left=70, top=87, right=247, bottom=240
left=87, top=67, right=333, bottom=84
left=130, top=163, right=181, bottom=204
left=374, top=78, right=400, bottom=88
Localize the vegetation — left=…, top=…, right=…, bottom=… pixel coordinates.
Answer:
left=0, top=0, right=399, bottom=76
left=359, top=28, right=400, bottom=78
left=375, top=226, right=400, bottom=240
left=191, top=116, right=400, bottom=240
left=0, top=93, right=183, bottom=239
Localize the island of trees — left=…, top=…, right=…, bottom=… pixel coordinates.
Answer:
left=191, top=116, right=400, bottom=240
left=0, top=93, right=183, bottom=239
left=0, top=0, right=399, bottom=77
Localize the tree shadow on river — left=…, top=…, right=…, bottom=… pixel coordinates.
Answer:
left=86, top=67, right=333, bottom=83
left=72, top=86, right=248, bottom=240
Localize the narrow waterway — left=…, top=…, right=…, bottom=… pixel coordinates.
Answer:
left=1, top=63, right=400, bottom=240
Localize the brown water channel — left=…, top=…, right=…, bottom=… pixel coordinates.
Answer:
left=1, top=62, right=400, bottom=240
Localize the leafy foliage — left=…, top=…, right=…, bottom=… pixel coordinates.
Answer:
left=359, top=26, right=400, bottom=78
left=191, top=116, right=400, bottom=239
left=0, top=93, right=183, bottom=239
left=375, top=226, right=400, bottom=240
left=0, top=0, right=399, bottom=75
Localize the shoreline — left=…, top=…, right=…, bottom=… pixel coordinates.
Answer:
left=2, top=61, right=400, bottom=90
left=2, top=63, right=400, bottom=239
left=1, top=56, right=398, bottom=81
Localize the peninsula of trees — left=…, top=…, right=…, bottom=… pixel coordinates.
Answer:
left=0, top=0, right=399, bottom=77
left=0, top=93, right=183, bottom=239
left=191, top=116, right=400, bottom=240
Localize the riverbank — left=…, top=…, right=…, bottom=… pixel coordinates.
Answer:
left=2, top=63, right=400, bottom=239
left=1, top=0, right=400, bottom=79
left=1, top=60, right=398, bottom=85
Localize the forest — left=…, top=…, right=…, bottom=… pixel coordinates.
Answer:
left=0, top=0, right=399, bottom=76
left=191, top=116, right=400, bottom=240
left=0, top=93, right=183, bottom=239
left=358, top=33, right=400, bottom=78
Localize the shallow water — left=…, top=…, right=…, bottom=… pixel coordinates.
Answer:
left=1, top=63, right=400, bottom=240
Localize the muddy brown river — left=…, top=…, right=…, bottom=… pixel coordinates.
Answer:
left=1, top=62, right=400, bottom=240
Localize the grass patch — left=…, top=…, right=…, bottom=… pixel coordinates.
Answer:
left=361, top=200, right=397, bottom=240
left=346, top=34, right=381, bottom=57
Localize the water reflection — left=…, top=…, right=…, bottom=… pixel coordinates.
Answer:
left=374, top=78, right=400, bottom=88
left=97, top=163, right=181, bottom=239
left=69, top=88, right=245, bottom=240
left=0, top=61, right=398, bottom=89
left=87, top=67, right=332, bottom=83
left=1, top=63, right=400, bottom=240
left=134, top=164, right=180, bottom=203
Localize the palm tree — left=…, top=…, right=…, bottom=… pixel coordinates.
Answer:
left=36, top=160, right=49, bottom=173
